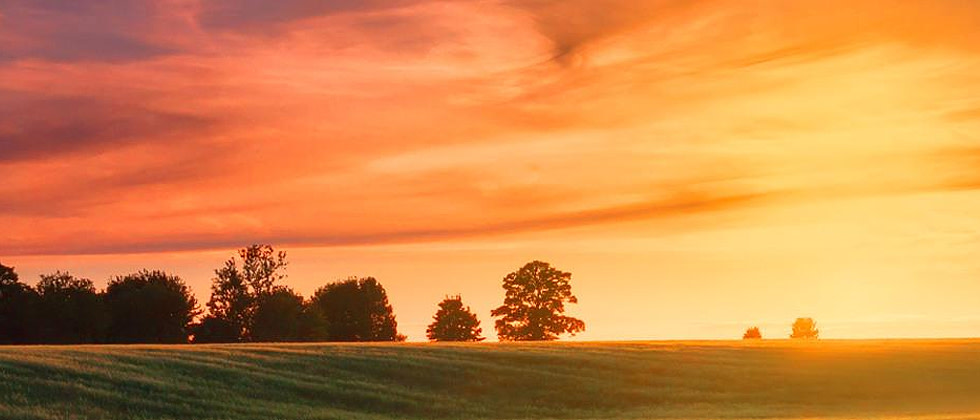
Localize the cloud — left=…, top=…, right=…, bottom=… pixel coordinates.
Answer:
left=0, top=0, right=178, bottom=62
left=196, top=0, right=425, bottom=32
left=2, top=0, right=980, bottom=257
left=505, top=0, right=699, bottom=64
left=0, top=91, right=213, bottom=163
left=0, top=187, right=768, bottom=256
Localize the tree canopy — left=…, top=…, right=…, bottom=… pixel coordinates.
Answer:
left=310, top=277, right=405, bottom=342
left=199, top=244, right=288, bottom=342
left=743, top=326, right=762, bottom=339
left=34, top=272, right=107, bottom=344
left=790, top=317, right=819, bottom=339
left=103, top=270, right=200, bottom=343
left=0, top=263, right=38, bottom=344
left=0, top=262, right=18, bottom=286
left=491, top=261, right=585, bottom=341
left=426, top=295, right=484, bottom=342
left=250, top=286, right=323, bottom=342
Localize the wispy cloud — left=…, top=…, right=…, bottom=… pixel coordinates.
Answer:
left=1, top=0, right=979, bottom=256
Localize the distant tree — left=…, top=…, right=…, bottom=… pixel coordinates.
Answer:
left=0, top=263, right=39, bottom=344
left=491, top=261, right=585, bottom=341
left=203, top=244, right=288, bottom=342
left=310, top=277, right=405, bottom=342
left=790, top=317, right=819, bottom=339
left=250, top=287, right=306, bottom=342
left=34, top=272, right=108, bottom=344
left=426, top=295, right=484, bottom=342
left=103, top=270, right=200, bottom=343
left=191, top=316, right=240, bottom=343
left=743, top=326, right=762, bottom=340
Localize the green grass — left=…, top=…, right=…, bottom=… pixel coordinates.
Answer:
left=2, top=340, right=980, bottom=420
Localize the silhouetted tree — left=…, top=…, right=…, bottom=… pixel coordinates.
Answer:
left=192, top=316, right=240, bottom=343
left=743, top=326, right=762, bottom=339
left=426, top=295, right=484, bottom=342
left=251, top=287, right=306, bottom=342
left=203, top=244, right=288, bottom=342
left=238, top=245, right=289, bottom=296
left=0, top=263, right=17, bottom=285
left=790, top=317, right=819, bottom=339
left=0, top=263, right=39, bottom=344
left=310, top=277, right=405, bottom=342
left=491, top=261, right=585, bottom=341
left=34, top=272, right=108, bottom=344
left=103, top=270, right=200, bottom=343
left=204, top=263, right=250, bottom=342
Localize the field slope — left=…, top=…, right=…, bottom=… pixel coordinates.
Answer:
left=1, top=340, right=980, bottom=420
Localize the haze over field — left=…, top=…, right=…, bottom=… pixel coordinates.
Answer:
left=2, top=0, right=980, bottom=341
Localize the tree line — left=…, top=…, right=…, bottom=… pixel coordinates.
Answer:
left=0, top=245, right=585, bottom=344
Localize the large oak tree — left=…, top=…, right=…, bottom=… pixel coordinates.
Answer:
left=491, top=261, right=585, bottom=341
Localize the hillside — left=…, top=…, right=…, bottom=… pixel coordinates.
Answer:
left=1, top=340, right=980, bottom=419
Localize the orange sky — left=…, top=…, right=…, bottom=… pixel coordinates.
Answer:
left=2, top=0, right=980, bottom=341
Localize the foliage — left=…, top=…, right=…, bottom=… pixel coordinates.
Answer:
left=297, top=304, right=330, bottom=342
left=251, top=287, right=307, bottom=342
left=204, top=244, right=288, bottom=342
left=0, top=262, right=18, bottom=286
left=491, top=261, right=585, bottom=341
left=34, top=271, right=108, bottom=344
left=790, top=317, right=819, bottom=339
left=310, top=277, right=405, bottom=342
left=238, top=245, right=289, bottom=296
left=103, top=270, right=200, bottom=343
left=192, top=316, right=241, bottom=344
left=426, top=295, right=483, bottom=342
left=743, top=326, right=762, bottom=339
left=0, top=263, right=39, bottom=344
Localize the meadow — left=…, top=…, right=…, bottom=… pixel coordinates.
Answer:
left=1, top=340, right=979, bottom=420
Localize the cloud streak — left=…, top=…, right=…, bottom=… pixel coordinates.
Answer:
left=1, top=0, right=980, bottom=256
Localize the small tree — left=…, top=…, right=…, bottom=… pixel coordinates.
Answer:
left=34, top=271, right=108, bottom=344
left=790, top=317, right=819, bottom=339
left=491, top=261, right=585, bottom=341
left=743, top=326, right=762, bottom=339
left=103, top=270, right=200, bottom=343
left=0, top=263, right=39, bottom=344
left=203, top=244, right=288, bottom=342
left=426, top=295, right=484, bottom=342
left=310, top=277, right=405, bottom=342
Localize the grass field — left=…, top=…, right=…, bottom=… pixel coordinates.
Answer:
left=1, top=340, right=979, bottom=420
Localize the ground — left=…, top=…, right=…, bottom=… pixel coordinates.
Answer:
left=1, top=340, right=979, bottom=419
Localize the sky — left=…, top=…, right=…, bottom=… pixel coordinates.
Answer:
left=2, top=0, right=980, bottom=341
